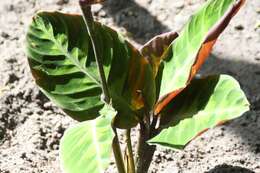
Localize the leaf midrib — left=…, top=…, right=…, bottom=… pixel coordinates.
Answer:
left=43, top=24, right=101, bottom=87
left=91, top=120, right=104, bottom=173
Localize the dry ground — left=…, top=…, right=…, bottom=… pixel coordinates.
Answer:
left=0, top=0, right=259, bottom=172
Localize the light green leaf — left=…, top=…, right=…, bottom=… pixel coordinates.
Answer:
left=156, top=0, right=245, bottom=113
left=60, top=104, right=116, bottom=173
left=26, top=12, right=155, bottom=128
left=149, top=75, right=250, bottom=149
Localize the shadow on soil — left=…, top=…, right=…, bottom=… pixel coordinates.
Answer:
left=206, top=164, right=255, bottom=173
left=102, top=0, right=170, bottom=44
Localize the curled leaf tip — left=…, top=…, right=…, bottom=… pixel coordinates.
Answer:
left=79, top=0, right=105, bottom=6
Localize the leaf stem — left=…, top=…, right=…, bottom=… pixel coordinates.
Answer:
left=125, top=129, right=135, bottom=173
left=79, top=3, right=126, bottom=173
left=79, top=3, right=110, bottom=103
left=135, top=122, right=156, bottom=173
left=113, top=128, right=126, bottom=173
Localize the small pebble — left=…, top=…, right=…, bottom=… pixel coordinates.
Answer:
left=235, top=24, right=244, bottom=30
left=239, top=159, right=245, bottom=165
left=1, top=32, right=10, bottom=39
left=5, top=4, right=14, bottom=11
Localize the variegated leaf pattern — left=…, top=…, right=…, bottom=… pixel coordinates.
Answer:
left=60, top=104, right=116, bottom=173
left=26, top=12, right=155, bottom=128
left=155, top=0, right=245, bottom=114
left=149, top=75, right=250, bottom=149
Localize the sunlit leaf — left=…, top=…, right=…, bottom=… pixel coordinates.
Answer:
left=149, top=75, right=250, bottom=149
left=155, top=0, right=245, bottom=114
left=26, top=12, right=155, bottom=128
left=60, top=104, right=116, bottom=173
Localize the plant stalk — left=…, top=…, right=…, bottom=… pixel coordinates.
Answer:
left=135, top=122, right=156, bottom=173
left=79, top=3, right=110, bottom=103
left=79, top=3, right=126, bottom=173
left=113, top=128, right=126, bottom=173
left=125, top=129, right=135, bottom=173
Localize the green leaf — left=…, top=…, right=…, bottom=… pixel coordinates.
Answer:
left=60, top=104, right=116, bottom=173
left=26, top=11, right=155, bottom=128
left=149, top=75, right=250, bottom=149
left=155, top=0, right=245, bottom=114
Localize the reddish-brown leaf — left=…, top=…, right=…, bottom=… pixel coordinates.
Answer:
left=140, top=31, right=179, bottom=77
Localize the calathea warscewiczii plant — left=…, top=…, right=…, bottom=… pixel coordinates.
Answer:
left=26, top=0, right=249, bottom=172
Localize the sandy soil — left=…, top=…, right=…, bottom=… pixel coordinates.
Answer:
left=0, top=0, right=259, bottom=173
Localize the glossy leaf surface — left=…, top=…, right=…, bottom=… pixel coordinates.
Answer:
left=60, top=104, right=116, bottom=173
left=149, top=75, right=249, bottom=149
left=155, top=0, right=245, bottom=114
left=26, top=12, right=155, bottom=128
